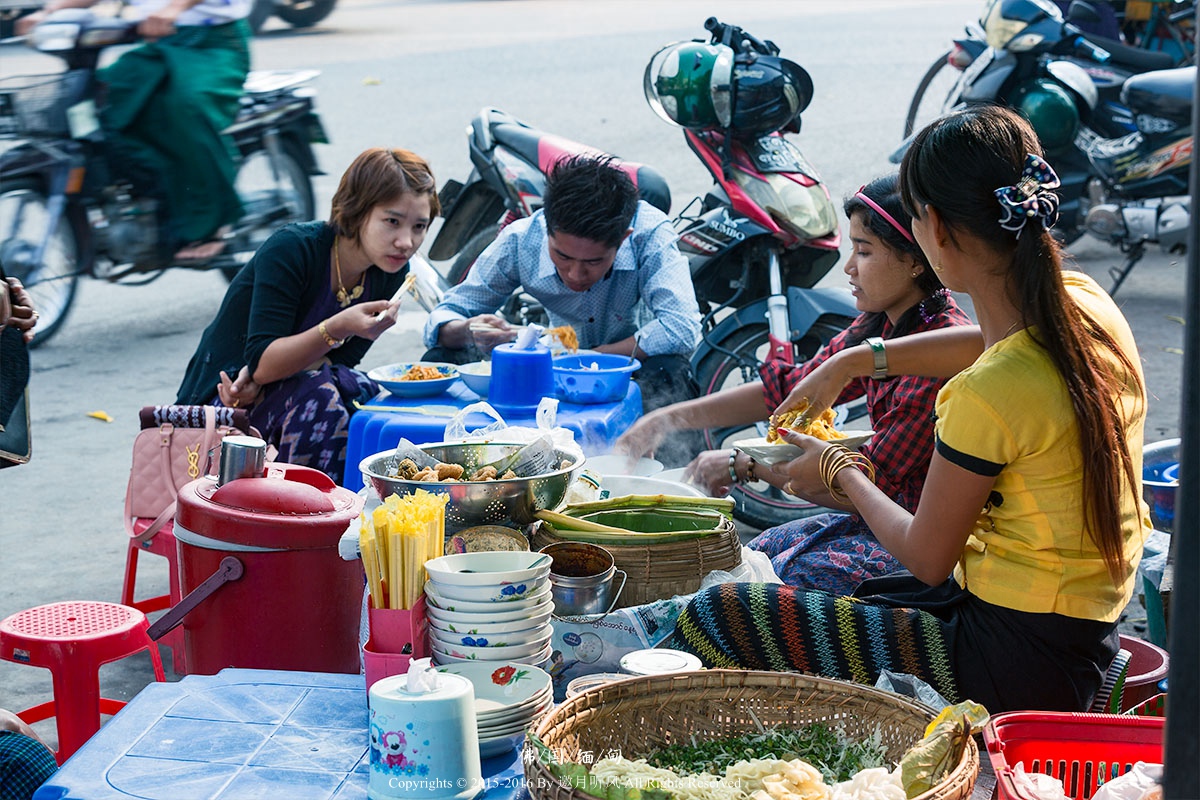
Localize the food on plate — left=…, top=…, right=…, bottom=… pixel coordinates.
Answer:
left=767, top=404, right=846, bottom=443
left=400, top=363, right=450, bottom=381
left=547, top=325, right=579, bottom=353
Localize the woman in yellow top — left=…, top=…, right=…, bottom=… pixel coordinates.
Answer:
left=668, top=105, right=1151, bottom=712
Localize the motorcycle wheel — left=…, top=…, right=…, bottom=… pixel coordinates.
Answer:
left=903, top=50, right=954, bottom=139
left=694, top=317, right=857, bottom=531
left=447, top=223, right=500, bottom=285
left=276, top=0, right=338, bottom=28
left=0, top=179, right=82, bottom=348
left=227, top=140, right=315, bottom=281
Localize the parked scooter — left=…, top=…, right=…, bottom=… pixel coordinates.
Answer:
left=429, top=18, right=860, bottom=528
left=0, top=9, right=325, bottom=346
left=892, top=0, right=1192, bottom=294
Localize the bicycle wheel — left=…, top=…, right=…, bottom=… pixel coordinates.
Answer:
left=904, top=50, right=956, bottom=139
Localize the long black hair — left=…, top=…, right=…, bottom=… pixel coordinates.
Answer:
left=843, top=174, right=949, bottom=345
left=899, top=105, right=1144, bottom=582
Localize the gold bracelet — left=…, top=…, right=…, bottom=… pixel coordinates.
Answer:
left=318, top=320, right=344, bottom=349
left=818, top=445, right=876, bottom=503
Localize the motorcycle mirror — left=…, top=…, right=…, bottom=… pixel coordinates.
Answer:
left=1066, top=0, right=1102, bottom=25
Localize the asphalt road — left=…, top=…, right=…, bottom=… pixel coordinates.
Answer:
left=0, top=0, right=1187, bottom=744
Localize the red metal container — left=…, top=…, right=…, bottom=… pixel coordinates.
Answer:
left=175, top=463, right=363, bottom=675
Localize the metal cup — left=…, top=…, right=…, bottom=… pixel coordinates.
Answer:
left=217, top=435, right=267, bottom=485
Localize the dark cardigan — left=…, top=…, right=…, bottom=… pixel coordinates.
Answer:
left=176, top=221, right=406, bottom=405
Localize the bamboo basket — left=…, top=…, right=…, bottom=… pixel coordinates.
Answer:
left=530, top=517, right=742, bottom=607
left=526, top=670, right=978, bottom=800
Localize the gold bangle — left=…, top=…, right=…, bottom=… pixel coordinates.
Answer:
left=319, top=320, right=344, bottom=349
left=818, top=444, right=876, bottom=503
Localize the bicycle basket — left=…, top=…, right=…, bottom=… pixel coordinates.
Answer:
left=0, top=73, right=85, bottom=138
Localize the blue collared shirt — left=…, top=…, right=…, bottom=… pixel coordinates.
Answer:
left=424, top=201, right=702, bottom=356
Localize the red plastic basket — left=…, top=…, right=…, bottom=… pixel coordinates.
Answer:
left=984, top=711, right=1164, bottom=800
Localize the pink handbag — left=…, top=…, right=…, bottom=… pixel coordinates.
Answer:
left=123, top=405, right=258, bottom=544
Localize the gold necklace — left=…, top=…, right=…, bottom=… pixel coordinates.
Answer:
left=333, top=236, right=364, bottom=308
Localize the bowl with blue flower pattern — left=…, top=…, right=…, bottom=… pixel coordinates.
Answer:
left=424, top=580, right=553, bottom=613
left=423, top=551, right=553, bottom=586
left=425, top=574, right=550, bottom=604
left=429, top=620, right=553, bottom=651
left=431, top=635, right=553, bottom=663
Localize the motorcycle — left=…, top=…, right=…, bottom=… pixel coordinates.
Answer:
left=428, top=18, right=861, bottom=528
left=0, top=9, right=325, bottom=346
left=892, top=0, right=1193, bottom=294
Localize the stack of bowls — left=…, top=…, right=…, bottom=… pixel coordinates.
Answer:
left=423, top=551, right=555, bottom=667
left=435, top=660, right=554, bottom=758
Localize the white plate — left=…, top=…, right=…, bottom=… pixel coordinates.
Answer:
left=601, top=475, right=706, bottom=499
left=434, top=660, right=553, bottom=711
left=733, top=431, right=874, bottom=466
left=478, top=689, right=553, bottom=725
left=478, top=732, right=524, bottom=759
left=585, top=454, right=663, bottom=477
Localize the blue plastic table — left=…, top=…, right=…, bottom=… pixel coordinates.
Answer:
left=35, top=669, right=527, bottom=800
left=343, top=382, right=643, bottom=492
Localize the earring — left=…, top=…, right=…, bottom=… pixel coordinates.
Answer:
left=911, top=271, right=920, bottom=278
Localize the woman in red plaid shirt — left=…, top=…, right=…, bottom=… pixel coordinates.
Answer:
left=616, top=174, right=971, bottom=593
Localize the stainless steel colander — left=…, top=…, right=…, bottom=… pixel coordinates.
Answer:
left=359, top=441, right=584, bottom=532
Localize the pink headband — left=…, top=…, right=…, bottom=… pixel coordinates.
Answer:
left=854, top=186, right=915, bottom=244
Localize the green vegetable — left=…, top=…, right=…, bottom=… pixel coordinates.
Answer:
left=645, top=723, right=888, bottom=784
left=527, top=733, right=675, bottom=800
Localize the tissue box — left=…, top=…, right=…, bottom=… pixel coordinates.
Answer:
left=363, top=596, right=429, bottom=689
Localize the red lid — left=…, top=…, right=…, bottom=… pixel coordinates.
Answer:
left=177, top=463, right=362, bottom=550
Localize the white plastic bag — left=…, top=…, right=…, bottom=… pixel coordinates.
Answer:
left=1090, top=762, right=1163, bottom=800
left=442, top=399, right=583, bottom=462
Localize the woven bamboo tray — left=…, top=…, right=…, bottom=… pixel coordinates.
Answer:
left=526, top=670, right=978, bottom=800
left=530, top=519, right=741, bottom=607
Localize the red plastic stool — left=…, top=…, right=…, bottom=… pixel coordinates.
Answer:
left=0, top=601, right=166, bottom=763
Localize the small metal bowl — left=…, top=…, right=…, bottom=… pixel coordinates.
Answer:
left=359, top=441, right=585, bottom=532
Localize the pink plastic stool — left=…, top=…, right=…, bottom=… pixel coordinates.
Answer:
left=0, top=601, right=166, bottom=763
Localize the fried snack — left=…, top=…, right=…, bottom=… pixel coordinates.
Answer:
left=767, top=405, right=847, bottom=443
left=412, top=466, right=439, bottom=481
left=394, top=458, right=419, bottom=479
left=500, top=469, right=517, bottom=480
left=547, top=325, right=578, bottom=353
left=400, top=364, right=447, bottom=381
left=435, top=462, right=465, bottom=480
left=469, top=465, right=498, bottom=482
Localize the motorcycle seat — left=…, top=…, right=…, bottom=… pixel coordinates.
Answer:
left=1083, top=33, right=1177, bottom=73
left=487, top=115, right=672, bottom=215
left=1121, top=66, right=1196, bottom=122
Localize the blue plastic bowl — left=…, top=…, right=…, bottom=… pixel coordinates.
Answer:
left=553, top=353, right=640, bottom=404
left=1142, top=438, right=1179, bottom=534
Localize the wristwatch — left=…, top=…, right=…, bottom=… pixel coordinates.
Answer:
left=865, top=336, right=888, bottom=380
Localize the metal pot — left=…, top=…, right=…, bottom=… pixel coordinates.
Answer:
left=539, top=541, right=625, bottom=617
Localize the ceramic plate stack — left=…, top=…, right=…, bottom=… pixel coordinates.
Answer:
left=435, top=661, right=554, bottom=758
left=423, top=551, right=555, bottom=667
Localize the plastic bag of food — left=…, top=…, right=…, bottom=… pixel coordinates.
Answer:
left=1091, top=763, right=1162, bottom=800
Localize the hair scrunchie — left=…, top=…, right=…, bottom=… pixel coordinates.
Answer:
left=994, top=153, right=1061, bottom=237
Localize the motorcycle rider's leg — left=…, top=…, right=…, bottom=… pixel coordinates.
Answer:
left=98, top=22, right=250, bottom=260
left=634, top=353, right=705, bottom=467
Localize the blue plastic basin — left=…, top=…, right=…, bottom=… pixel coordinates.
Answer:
left=553, top=354, right=641, bottom=404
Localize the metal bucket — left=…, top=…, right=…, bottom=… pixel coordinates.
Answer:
left=539, top=541, right=625, bottom=617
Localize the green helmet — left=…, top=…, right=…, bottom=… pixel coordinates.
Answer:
left=1010, top=79, right=1079, bottom=152
left=644, top=41, right=734, bottom=129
